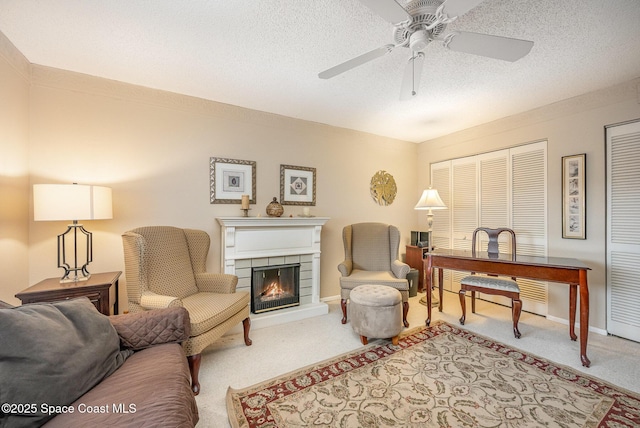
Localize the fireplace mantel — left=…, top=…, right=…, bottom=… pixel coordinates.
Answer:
left=217, top=216, right=330, bottom=330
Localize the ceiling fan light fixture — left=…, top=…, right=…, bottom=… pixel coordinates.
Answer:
left=410, top=29, right=429, bottom=52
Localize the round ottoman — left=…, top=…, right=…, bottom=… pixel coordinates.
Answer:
left=350, top=284, right=403, bottom=346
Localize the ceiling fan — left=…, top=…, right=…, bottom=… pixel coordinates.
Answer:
left=318, top=0, right=534, bottom=100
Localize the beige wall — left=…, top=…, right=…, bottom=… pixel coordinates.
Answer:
left=23, top=66, right=419, bottom=310
left=417, top=78, right=640, bottom=330
left=0, top=32, right=30, bottom=305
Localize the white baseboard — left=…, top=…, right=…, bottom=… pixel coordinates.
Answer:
left=546, top=314, right=607, bottom=336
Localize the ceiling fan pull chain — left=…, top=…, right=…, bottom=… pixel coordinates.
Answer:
left=412, top=53, right=416, bottom=96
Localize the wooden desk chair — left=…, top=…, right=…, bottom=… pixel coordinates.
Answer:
left=459, top=227, right=522, bottom=338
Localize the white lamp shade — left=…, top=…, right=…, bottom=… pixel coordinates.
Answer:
left=414, top=188, right=446, bottom=210
left=34, top=184, right=113, bottom=221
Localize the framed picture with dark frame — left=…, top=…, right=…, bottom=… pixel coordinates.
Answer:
left=562, top=153, right=586, bottom=239
left=280, top=164, right=316, bottom=206
left=210, top=157, right=256, bottom=204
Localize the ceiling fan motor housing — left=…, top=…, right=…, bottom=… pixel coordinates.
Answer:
left=410, top=30, right=428, bottom=51
left=394, top=0, right=447, bottom=48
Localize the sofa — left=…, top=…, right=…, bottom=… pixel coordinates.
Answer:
left=0, top=298, right=198, bottom=427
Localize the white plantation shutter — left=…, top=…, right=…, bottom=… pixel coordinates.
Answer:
left=429, top=141, right=548, bottom=314
left=607, top=120, right=640, bottom=341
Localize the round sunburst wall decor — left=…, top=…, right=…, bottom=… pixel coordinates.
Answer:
left=370, top=170, right=397, bottom=206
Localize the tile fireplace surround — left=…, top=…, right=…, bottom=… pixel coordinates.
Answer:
left=216, top=216, right=330, bottom=331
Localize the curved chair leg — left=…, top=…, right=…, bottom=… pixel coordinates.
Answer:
left=341, top=299, right=348, bottom=324
left=459, top=289, right=467, bottom=325
left=512, top=298, right=522, bottom=339
left=187, top=353, right=202, bottom=395
left=402, top=301, right=410, bottom=328
left=243, top=317, right=253, bottom=346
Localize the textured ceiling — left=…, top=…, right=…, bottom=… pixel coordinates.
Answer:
left=1, top=0, right=639, bottom=143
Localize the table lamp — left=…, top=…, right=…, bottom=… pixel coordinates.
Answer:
left=34, top=183, right=113, bottom=283
left=414, top=187, right=447, bottom=250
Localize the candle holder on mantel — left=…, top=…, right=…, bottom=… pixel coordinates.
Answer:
left=241, top=194, right=250, bottom=217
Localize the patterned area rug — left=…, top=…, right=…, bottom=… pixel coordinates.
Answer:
left=226, top=321, right=640, bottom=427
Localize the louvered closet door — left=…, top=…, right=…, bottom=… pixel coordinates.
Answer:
left=431, top=161, right=452, bottom=291
left=607, top=120, right=640, bottom=341
left=429, top=141, right=547, bottom=310
left=476, top=150, right=513, bottom=306
left=510, top=142, right=548, bottom=315
left=478, top=150, right=510, bottom=231
left=471, top=145, right=547, bottom=315
left=451, top=157, right=478, bottom=291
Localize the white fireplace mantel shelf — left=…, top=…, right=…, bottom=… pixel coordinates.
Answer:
left=217, top=216, right=330, bottom=227
left=217, top=216, right=330, bottom=331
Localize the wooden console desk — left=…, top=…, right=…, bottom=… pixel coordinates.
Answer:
left=424, top=250, right=592, bottom=367
left=16, top=271, right=121, bottom=316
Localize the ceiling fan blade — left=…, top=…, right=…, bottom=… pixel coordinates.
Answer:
left=400, top=52, right=425, bottom=101
left=444, top=31, right=534, bottom=62
left=318, top=44, right=395, bottom=79
left=439, top=0, right=485, bottom=19
left=358, top=0, right=411, bottom=24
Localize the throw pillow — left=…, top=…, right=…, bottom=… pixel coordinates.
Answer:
left=0, top=298, right=132, bottom=427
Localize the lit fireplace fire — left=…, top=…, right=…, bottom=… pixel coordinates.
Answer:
left=260, top=281, right=291, bottom=301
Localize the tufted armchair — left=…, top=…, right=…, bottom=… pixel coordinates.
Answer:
left=122, top=226, right=251, bottom=395
left=338, top=222, right=410, bottom=327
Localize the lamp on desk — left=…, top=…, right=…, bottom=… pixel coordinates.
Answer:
left=34, top=183, right=113, bottom=283
left=414, top=187, right=447, bottom=306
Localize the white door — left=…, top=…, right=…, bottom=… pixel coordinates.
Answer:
left=510, top=142, right=548, bottom=315
left=451, top=156, right=478, bottom=291
left=607, top=120, right=640, bottom=341
left=476, top=144, right=548, bottom=316
left=428, top=141, right=548, bottom=314
left=431, top=161, right=452, bottom=291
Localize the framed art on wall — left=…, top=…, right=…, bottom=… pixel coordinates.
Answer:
left=562, top=153, right=586, bottom=239
left=210, top=157, right=256, bottom=204
left=280, top=164, right=316, bottom=205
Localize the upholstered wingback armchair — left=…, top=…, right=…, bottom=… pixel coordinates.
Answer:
left=338, top=222, right=410, bottom=327
left=122, top=226, right=251, bottom=395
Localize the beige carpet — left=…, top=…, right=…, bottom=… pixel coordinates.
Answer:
left=227, top=321, right=640, bottom=428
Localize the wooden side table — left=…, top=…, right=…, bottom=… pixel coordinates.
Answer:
left=406, top=245, right=428, bottom=292
left=16, top=271, right=121, bottom=316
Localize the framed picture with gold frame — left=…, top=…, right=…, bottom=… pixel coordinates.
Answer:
left=280, top=164, right=316, bottom=206
left=562, top=153, right=586, bottom=239
left=210, top=157, right=256, bottom=204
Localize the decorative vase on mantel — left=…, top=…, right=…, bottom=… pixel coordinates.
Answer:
left=266, top=197, right=284, bottom=217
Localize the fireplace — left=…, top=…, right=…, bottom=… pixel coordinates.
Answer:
left=217, top=216, right=329, bottom=330
left=251, top=263, right=300, bottom=314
